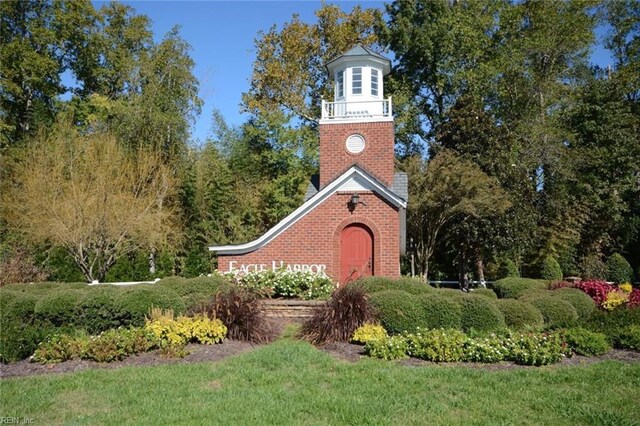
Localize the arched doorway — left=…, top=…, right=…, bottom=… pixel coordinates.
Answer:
left=340, top=223, right=373, bottom=284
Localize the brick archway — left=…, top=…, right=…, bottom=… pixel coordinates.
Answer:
left=333, top=215, right=382, bottom=284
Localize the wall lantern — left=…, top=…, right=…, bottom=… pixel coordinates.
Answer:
left=347, top=193, right=366, bottom=212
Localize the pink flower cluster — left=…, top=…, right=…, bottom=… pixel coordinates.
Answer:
left=629, top=289, right=640, bottom=308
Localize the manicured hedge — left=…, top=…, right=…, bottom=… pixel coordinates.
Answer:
left=157, top=275, right=228, bottom=297
left=34, top=290, right=84, bottom=327
left=368, top=290, right=426, bottom=334
left=359, top=276, right=433, bottom=296
left=552, top=288, right=596, bottom=321
left=116, top=285, right=185, bottom=327
left=471, top=288, right=498, bottom=299
left=459, top=294, right=506, bottom=333
left=492, top=278, right=548, bottom=299
left=415, top=293, right=462, bottom=330
left=75, top=286, right=122, bottom=333
left=527, top=296, right=578, bottom=329
left=494, top=299, right=544, bottom=330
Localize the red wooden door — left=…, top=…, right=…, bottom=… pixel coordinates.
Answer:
left=340, top=224, right=373, bottom=284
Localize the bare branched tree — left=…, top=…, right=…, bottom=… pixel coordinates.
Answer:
left=3, top=124, right=178, bottom=282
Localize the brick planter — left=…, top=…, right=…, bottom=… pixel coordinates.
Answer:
left=259, top=299, right=326, bottom=320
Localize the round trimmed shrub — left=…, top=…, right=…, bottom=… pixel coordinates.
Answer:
left=527, top=296, right=578, bottom=329
left=182, top=292, right=213, bottom=312
left=541, top=256, right=563, bottom=281
left=606, top=253, right=633, bottom=284
left=492, top=278, right=548, bottom=299
left=415, top=293, right=462, bottom=330
left=495, top=299, right=544, bottom=330
left=360, top=277, right=432, bottom=296
left=76, top=286, right=123, bottom=333
left=157, top=275, right=227, bottom=297
left=471, top=288, right=497, bottom=299
left=368, top=290, right=425, bottom=334
left=116, top=285, right=185, bottom=327
left=34, top=290, right=84, bottom=326
left=459, top=295, right=506, bottom=333
left=552, top=288, right=596, bottom=320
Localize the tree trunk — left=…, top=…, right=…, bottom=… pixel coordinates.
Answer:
left=149, top=249, right=156, bottom=275
left=475, top=247, right=485, bottom=285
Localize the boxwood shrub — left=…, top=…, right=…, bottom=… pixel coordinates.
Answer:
left=368, top=290, right=425, bottom=334
left=157, top=275, right=227, bottom=297
left=459, top=294, right=506, bottom=333
left=415, top=293, right=462, bottom=330
left=471, top=288, right=498, bottom=299
left=75, top=286, right=123, bottom=333
left=359, top=276, right=432, bottom=296
left=34, top=290, right=84, bottom=327
left=116, top=286, right=185, bottom=327
left=182, top=292, right=213, bottom=312
left=492, top=278, right=548, bottom=299
left=527, top=296, right=578, bottom=329
left=552, top=288, right=596, bottom=321
left=494, top=299, right=544, bottom=330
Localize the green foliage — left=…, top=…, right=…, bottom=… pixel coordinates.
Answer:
left=471, top=288, right=497, bottom=299
left=606, top=253, right=633, bottom=284
left=115, top=286, right=185, bottom=327
left=613, top=325, right=640, bottom=351
left=364, top=335, right=409, bottom=361
left=44, top=247, right=86, bottom=283
left=504, top=332, right=570, bottom=366
left=145, top=312, right=227, bottom=349
left=404, top=328, right=467, bottom=362
left=32, top=328, right=157, bottom=364
left=351, top=324, right=388, bottom=345
left=34, top=290, right=84, bottom=327
left=579, top=255, right=607, bottom=280
left=359, top=276, right=433, bottom=295
left=75, top=287, right=122, bottom=333
left=157, top=275, right=228, bottom=297
left=583, top=308, right=640, bottom=349
left=541, top=256, right=563, bottom=281
left=0, top=321, right=59, bottom=364
left=562, top=328, right=610, bottom=356
left=497, top=259, right=520, bottom=279
left=368, top=290, right=425, bottom=335
left=494, top=299, right=544, bottom=331
left=105, top=251, right=151, bottom=282
left=181, top=292, right=212, bottom=312
left=459, top=295, right=506, bottom=333
left=415, top=293, right=462, bottom=331
left=527, top=297, right=579, bottom=329
left=492, top=278, right=548, bottom=299
left=552, top=288, right=596, bottom=321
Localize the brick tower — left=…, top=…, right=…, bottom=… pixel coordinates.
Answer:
left=210, top=45, right=407, bottom=284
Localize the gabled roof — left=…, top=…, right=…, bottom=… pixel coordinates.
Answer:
left=209, top=165, right=407, bottom=255
left=303, top=172, right=408, bottom=202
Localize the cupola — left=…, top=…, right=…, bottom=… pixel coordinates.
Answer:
left=321, top=44, right=392, bottom=123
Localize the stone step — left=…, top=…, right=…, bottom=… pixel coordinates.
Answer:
left=259, top=299, right=326, bottom=319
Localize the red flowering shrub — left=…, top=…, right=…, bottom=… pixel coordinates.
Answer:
left=629, top=289, right=640, bottom=308
left=574, top=280, right=615, bottom=307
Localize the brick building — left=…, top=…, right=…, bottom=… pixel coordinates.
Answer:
left=209, top=45, right=407, bottom=284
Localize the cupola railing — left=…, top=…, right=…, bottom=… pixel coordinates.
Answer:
left=320, top=98, right=392, bottom=121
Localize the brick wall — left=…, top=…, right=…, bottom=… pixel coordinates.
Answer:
left=217, top=191, right=400, bottom=283
left=319, top=120, right=395, bottom=189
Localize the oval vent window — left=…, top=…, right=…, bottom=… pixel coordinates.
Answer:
left=346, top=134, right=365, bottom=154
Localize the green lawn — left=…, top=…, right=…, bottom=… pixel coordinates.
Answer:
left=1, top=339, right=639, bottom=425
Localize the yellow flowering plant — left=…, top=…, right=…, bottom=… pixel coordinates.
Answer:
left=619, top=283, right=633, bottom=293
left=602, top=290, right=628, bottom=311
left=351, top=324, right=387, bottom=344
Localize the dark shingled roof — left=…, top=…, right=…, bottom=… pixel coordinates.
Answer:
left=303, top=171, right=408, bottom=203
